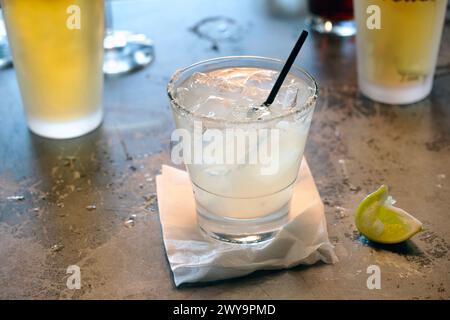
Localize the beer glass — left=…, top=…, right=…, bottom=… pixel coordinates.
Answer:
left=1, top=0, right=104, bottom=139
left=354, top=0, right=448, bottom=104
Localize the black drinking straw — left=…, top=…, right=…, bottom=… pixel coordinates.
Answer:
left=263, top=30, right=309, bottom=106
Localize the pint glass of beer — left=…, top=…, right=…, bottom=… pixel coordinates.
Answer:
left=1, top=0, right=104, bottom=139
left=354, top=0, right=447, bottom=105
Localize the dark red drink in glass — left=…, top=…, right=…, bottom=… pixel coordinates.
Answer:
left=308, top=0, right=355, bottom=37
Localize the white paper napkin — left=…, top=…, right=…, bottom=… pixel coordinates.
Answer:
left=156, top=159, right=337, bottom=286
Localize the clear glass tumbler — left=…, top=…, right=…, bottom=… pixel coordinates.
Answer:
left=167, top=57, right=318, bottom=244
left=1, top=0, right=104, bottom=139
left=354, top=0, right=448, bottom=104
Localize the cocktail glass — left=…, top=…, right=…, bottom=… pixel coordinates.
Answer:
left=167, top=56, right=318, bottom=243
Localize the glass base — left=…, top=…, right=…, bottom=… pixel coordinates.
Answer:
left=309, top=16, right=356, bottom=37
left=197, top=202, right=289, bottom=244
left=359, top=77, right=433, bottom=105
left=0, top=43, right=12, bottom=69
left=27, top=108, right=103, bottom=139
left=103, top=30, right=154, bottom=75
left=0, top=35, right=12, bottom=69
left=1, top=11, right=13, bottom=69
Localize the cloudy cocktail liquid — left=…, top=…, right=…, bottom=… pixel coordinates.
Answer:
left=169, top=57, right=317, bottom=242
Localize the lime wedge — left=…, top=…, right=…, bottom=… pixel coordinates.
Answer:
left=355, top=185, right=423, bottom=244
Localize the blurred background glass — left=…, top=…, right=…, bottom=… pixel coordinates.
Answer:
left=0, top=6, right=12, bottom=69
left=103, top=0, right=154, bottom=75
left=308, top=0, right=355, bottom=37
left=354, top=0, right=448, bottom=104
left=267, top=0, right=307, bottom=18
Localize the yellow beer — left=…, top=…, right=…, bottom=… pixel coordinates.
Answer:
left=1, top=0, right=104, bottom=138
left=354, top=0, right=447, bottom=104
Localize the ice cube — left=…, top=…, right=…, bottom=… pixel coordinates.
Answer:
left=190, top=71, right=243, bottom=95
left=193, top=95, right=232, bottom=119
left=212, top=68, right=250, bottom=84
left=244, top=69, right=277, bottom=90
left=215, top=78, right=243, bottom=95
left=175, top=73, right=212, bottom=107
left=177, top=67, right=312, bottom=122
left=242, top=85, right=269, bottom=100
left=274, top=84, right=299, bottom=109
left=189, top=72, right=212, bottom=88
left=182, top=71, right=243, bottom=105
